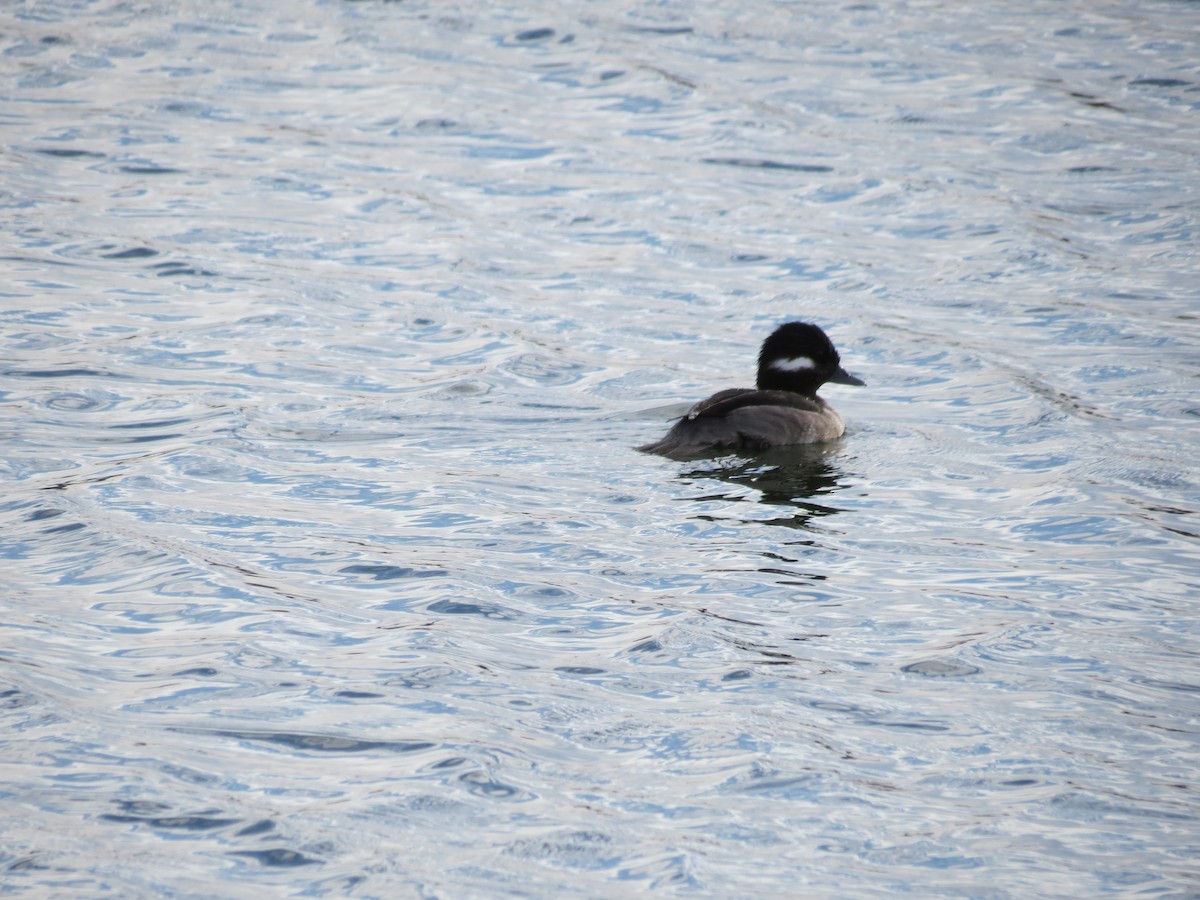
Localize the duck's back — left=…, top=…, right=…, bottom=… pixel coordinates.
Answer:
left=638, top=388, right=844, bottom=458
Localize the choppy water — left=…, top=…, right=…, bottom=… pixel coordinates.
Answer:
left=3, top=0, right=1198, bottom=896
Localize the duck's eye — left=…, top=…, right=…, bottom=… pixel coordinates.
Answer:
left=770, top=355, right=816, bottom=373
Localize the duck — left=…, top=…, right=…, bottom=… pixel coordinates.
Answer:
left=639, top=321, right=865, bottom=458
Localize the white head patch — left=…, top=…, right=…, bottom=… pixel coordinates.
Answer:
left=770, top=355, right=816, bottom=373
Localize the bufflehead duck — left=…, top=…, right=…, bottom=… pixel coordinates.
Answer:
left=639, top=321, right=865, bottom=458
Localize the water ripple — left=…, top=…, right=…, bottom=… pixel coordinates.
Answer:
left=1, top=0, right=1197, bottom=896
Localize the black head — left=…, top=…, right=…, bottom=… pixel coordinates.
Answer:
left=755, top=321, right=865, bottom=394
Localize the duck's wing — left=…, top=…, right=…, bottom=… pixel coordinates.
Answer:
left=681, top=388, right=753, bottom=419
left=640, top=389, right=832, bottom=458
left=687, top=389, right=822, bottom=420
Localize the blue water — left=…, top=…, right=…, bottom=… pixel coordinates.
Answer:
left=3, top=0, right=1198, bottom=895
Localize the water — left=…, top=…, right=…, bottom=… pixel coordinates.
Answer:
left=2, top=0, right=1198, bottom=895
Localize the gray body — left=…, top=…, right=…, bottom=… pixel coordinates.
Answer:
left=638, top=388, right=845, bottom=458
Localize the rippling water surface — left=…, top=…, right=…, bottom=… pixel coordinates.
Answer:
left=3, top=0, right=1198, bottom=895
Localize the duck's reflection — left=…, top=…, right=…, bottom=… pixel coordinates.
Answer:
left=675, top=444, right=850, bottom=530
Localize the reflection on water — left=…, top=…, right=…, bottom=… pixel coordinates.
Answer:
left=2, top=0, right=1198, bottom=896
left=676, top=445, right=851, bottom=530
